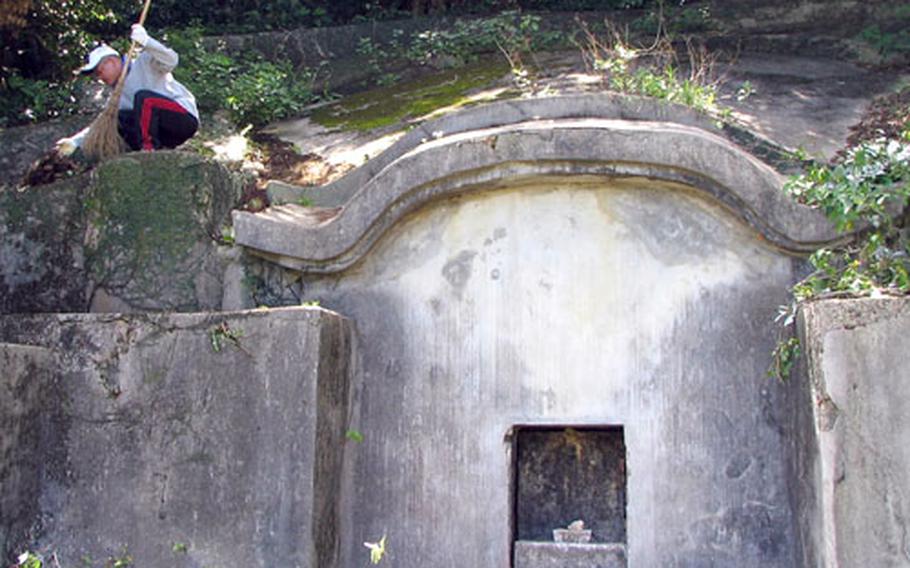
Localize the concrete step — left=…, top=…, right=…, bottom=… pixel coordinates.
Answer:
left=514, top=541, right=627, bottom=568
left=266, top=179, right=311, bottom=206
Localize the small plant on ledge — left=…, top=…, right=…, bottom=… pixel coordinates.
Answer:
left=577, top=17, right=726, bottom=118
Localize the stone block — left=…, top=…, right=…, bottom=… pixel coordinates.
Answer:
left=0, top=151, right=244, bottom=314
left=0, top=175, right=91, bottom=313
left=0, top=307, right=351, bottom=568
left=798, top=298, right=910, bottom=567
left=84, top=152, right=242, bottom=312
left=514, top=541, right=627, bottom=568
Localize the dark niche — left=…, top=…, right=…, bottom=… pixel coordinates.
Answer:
left=514, top=426, right=627, bottom=544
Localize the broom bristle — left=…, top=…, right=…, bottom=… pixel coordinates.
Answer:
left=82, top=103, right=127, bottom=160
left=82, top=60, right=131, bottom=160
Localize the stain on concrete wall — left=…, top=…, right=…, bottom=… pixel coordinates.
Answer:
left=0, top=344, right=55, bottom=562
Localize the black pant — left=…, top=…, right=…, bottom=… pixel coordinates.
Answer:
left=118, top=90, right=198, bottom=151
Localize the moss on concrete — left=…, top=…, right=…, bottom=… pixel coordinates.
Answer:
left=312, top=60, right=510, bottom=132
left=84, top=152, right=242, bottom=310
left=0, top=193, right=31, bottom=231
left=0, top=177, right=85, bottom=233
left=88, top=155, right=202, bottom=282
left=3, top=151, right=243, bottom=314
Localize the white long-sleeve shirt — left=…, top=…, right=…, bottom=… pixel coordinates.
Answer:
left=117, top=36, right=198, bottom=119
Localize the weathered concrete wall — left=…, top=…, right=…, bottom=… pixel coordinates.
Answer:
left=235, top=117, right=837, bottom=268
left=0, top=152, right=246, bottom=314
left=233, top=97, right=847, bottom=566
left=708, top=1, right=909, bottom=65
left=211, top=1, right=907, bottom=97
left=0, top=307, right=352, bottom=568
left=0, top=344, right=55, bottom=562
left=215, top=2, right=899, bottom=71
left=780, top=328, right=821, bottom=568
left=213, top=12, right=606, bottom=93
left=713, top=0, right=879, bottom=35
left=797, top=298, right=910, bottom=568
left=292, top=177, right=804, bottom=567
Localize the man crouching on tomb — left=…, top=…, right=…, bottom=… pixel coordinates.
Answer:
left=56, top=24, right=199, bottom=156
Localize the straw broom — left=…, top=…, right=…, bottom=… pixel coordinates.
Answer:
left=82, top=0, right=152, bottom=160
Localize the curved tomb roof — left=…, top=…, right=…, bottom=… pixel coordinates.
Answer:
left=234, top=94, right=839, bottom=273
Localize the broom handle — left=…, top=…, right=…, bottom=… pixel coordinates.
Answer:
left=113, top=0, right=153, bottom=90
left=137, top=0, right=152, bottom=27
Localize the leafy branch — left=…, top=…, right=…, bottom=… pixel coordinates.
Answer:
left=786, top=133, right=910, bottom=299
left=770, top=129, right=910, bottom=380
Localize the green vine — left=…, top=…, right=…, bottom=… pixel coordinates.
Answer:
left=770, top=129, right=910, bottom=380
left=769, top=336, right=801, bottom=382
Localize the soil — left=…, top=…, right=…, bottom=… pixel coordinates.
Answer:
left=232, top=133, right=356, bottom=213
left=844, top=87, right=910, bottom=149
left=251, top=133, right=353, bottom=188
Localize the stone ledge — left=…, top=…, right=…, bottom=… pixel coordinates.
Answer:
left=514, top=540, right=627, bottom=568
left=297, top=93, right=799, bottom=209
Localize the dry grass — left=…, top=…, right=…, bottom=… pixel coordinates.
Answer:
left=575, top=16, right=726, bottom=116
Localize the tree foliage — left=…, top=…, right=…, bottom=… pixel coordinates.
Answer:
left=0, top=0, right=31, bottom=30
left=1, top=0, right=144, bottom=125
left=1, top=0, right=140, bottom=80
left=166, top=28, right=317, bottom=127
left=770, top=126, right=910, bottom=381
left=2, top=0, right=650, bottom=81
left=0, top=0, right=654, bottom=127
left=786, top=133, right=910, bottom=298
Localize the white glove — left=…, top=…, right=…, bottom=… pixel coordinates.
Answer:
left=55, top=137, right=77, bottom=157
left=131, top=24, right=150, bottom=46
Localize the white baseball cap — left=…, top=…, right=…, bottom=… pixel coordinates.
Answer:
left=76, top=45, right=119, bottom=75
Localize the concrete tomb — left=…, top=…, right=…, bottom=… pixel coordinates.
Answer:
left=233, top=95, right=837, bottom=567
left=3, top=95, right=910, bottom=568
